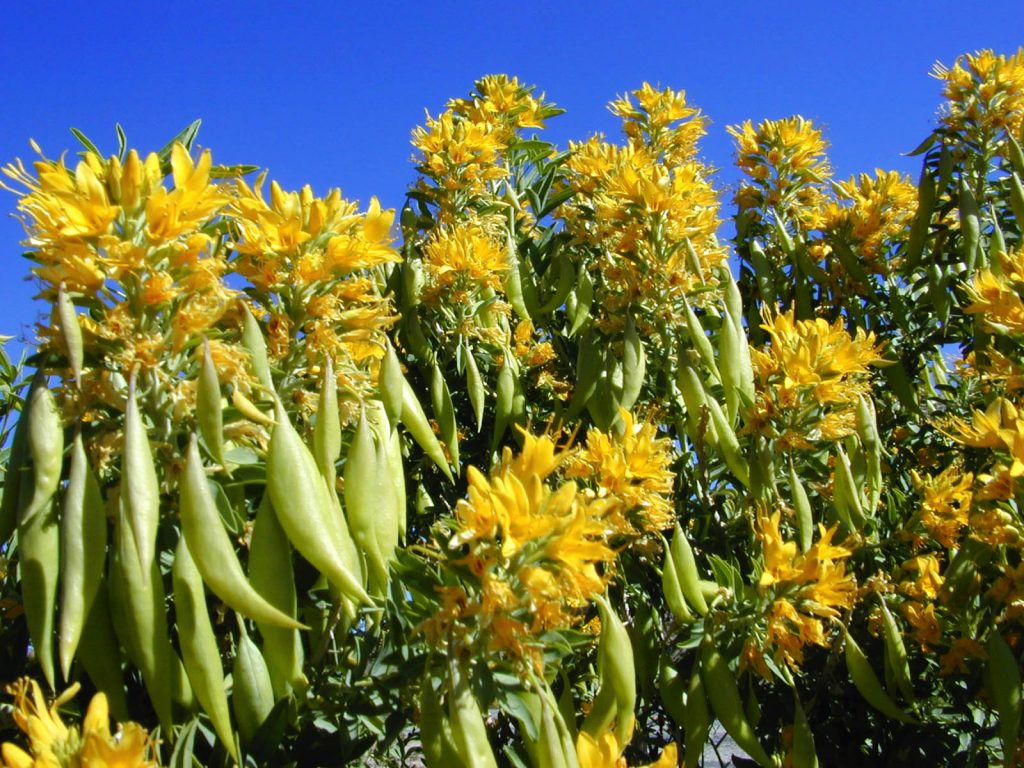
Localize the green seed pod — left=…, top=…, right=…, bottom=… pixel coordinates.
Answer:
left=699, top=633, right=772, bottom=767
left=503, top=230, right=532, bottom=321
left=241, top=304, right=273, bottom=391
left=662, top=540, right=694, bottom=623
left=834, top=445, right=866, bottom=530
left=538, top=257, right=575, bottom=315
left=419, top=673, right=468, bottom=768
left=448, top=656, right=498, bottom=768
left=842, top=627, right=915, bottom=723
left=378, top=342, right=406, bottom=429
left=789, top=460, right=814, bottom=553
left=581, top=595, right=636, bottom=746
left=683, top=663, right=712, bottom=768
left=670, top=523, right=709, bottom=616
left=657, top=657, right=687, bottom=728
left=267, top=402, right=369, bottom=604
left=676, top=363, right=717, bottom=445
left=959, top=180, right=982, bottom=272
left=464, top=344, right=486, bottom=433
left=345, top=409, right=398, bottom=594
left=22, top=381, right=63, bottom=526
left=57, top=282, right=83, bottom=386
left=19, top=493, right=60, bottom=689
left=196, top=338, right=225, bottom=467
left=705, top=396, right=749, bottom=487
left=233, top=620, right=275, bottom=745
left=620, top=315, right=645, bottom=413
left=75, top=588, right=129, bottom=721
left=720, top=312, right=755, bottom=423
left=430, top=362, right=460, bottom=470
left=400, top=378, right=453, bottom=481
left=122, top=377, right=160, bottom=585
left=59, top=431, right=107, bottom=680
left=1009, top=174, right=1024, bottom=226
left=682, top=297, right=720, bottom=384
left=567, top=334, right=601, bottom=418
left=249, top=493, right=306, bottom=698
left=172, top=535, right=238, bottom=761
left=181, top=435, right=305, bottom=629
left=313, top=356, right=341, bottom=485
left=568, top=268, right=594, bottom=338
left=0, top=389, right=31, bottom=543
left=492, top=358, right=515, bottom=450
left=109, top=501, right=174, bottom=733
left=792, top=695, right=819, bottom=768
left=877, top=597, right=914, bottom=704
left=985, top=629, right=1022, bottom=763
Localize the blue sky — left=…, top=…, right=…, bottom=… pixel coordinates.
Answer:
left=1, top=1, right=1021, bottom=356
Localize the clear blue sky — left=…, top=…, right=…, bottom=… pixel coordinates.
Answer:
left=1, top=1, right=1021, bottom=355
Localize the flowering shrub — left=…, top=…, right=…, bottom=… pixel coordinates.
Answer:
left=1, top=48, right=1024, bottom=767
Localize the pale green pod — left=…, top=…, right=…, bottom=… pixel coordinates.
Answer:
left=400, top=378, right=453, bottom=481
left=197, top=339, right=225, bottom=466
left=59, top=431, right=107, bottom=680
left=19, top=493, right=60, bottom=689
left=682, top=297, right=720, bottom=383
left=57, top=282, right=83, bottom=385
left=313, top=356, right=341, bottom=485
left=620, top=315, right=645, bottom=413
left=181, top=435, right=306, bottom=629
left=430, top=362, right=460, bottom=470
left=705, top=396, right=750, bottom=487
left=345, top=410, right=395, bottom=593
left=233, top=620, right=275, bottom=745
left=792, top=696, right=819, bottom=768
left=843, top=627, right=915, bottom=723
left=447, top=656, right=498, bottom=768
left=241, top=304, right=273, bottom=391
left=464, top=344, right=485, bottom=433
left=700, top=633, right=772, bottom=767
left=76, top=587, right=129, bottom=721
left=379, top=342, right=406, bottom=428
left=789, top=460, right=814, bottom=553
left=250, top=494, right=307, bottom=698
left=22, top=382, right=63, bottom=525
left=172, top=536, right=238, bottom=761
left=670, top=523, right=709, bottom=616
left=267, top=402, right=369, bottom=604
left=123, top=377, right=160, bottom=584
left=986, top=630, right=1022, bottom=762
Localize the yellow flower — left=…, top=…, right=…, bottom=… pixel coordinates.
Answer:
left=965, top=248, right=1024, bottom=335
left=145, top=145, right=229, bottom=243
left=575, top=724, right=678, bottom=768
left=822, top=170, right=917, bottom=270
left=1, top=680, right=158, bottom=768
left=933, top=48, right=1024, bottom=138
left=912, top=466, right=973, bottom=548
left=898, top=555, right=944, bottom=600
left=421, top=223, right=509, bottom=303
left=567, top=410, right=676, bottom=535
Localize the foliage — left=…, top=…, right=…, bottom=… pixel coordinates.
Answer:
left=0, top=50, right=1023, bottom=767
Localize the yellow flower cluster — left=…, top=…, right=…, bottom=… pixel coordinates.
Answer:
left=420, top=220, right=508, bottom=305
left=1, top=680, right=157, bottom=768
left=749, top=307, right=885, bottom=449
left=566, top=410, right=676, bottom=536
left=560, top=84, right=727, bottom=331
left=821, top=170, right=918, bottom=272
left=575, top=729, right=677, bottom=768
left=729, top=116, right=831, bottom=232
left=752, top=512, right=857, bottom=673
left=966, top=247, right=1024, bottom=335
left=412, top=75, right=556, bottom=217
left=911, top=465, right=973, bottom=548
left=933, top=48, right=1024, bottom=140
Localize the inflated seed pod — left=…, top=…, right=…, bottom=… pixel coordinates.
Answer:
left=19, top=492, right=60, bottom=689
left=464, top=344, right=486, bottom=433
left=682, top=297, right=720, bottom=384
left=447, top=656, right=498, bottom=768
left=986, top=629, right=1022, bottom=763
left=400, top=378, right=453, bottom=481
left=877, top=597, right=914, bottom=704
left=419, top=673, right=467, bottom=768
left=172, top=536, right=238, bottom=761
left=57, top=282, right=83, bottom=386
left=705, top=396, right=750, bottom=487
left=492, top=358, right=516, bottom=450
left=568, top=268, right=594, bottom=338
left=22, top=381, right=63, bottom=525
left=842, top=627, right=915, bottom=723
left=789, top=460, right=814, bottom=553
left=792, top=695, right=819, bottom=768
left=0, top=388, right=31, bottom=543
left=683, top=663, right=712, bottom=768
left=75, top=587, right=129, bottom=721
left=657, top=657, right=687, bottom=728
left=59, top=431, right=107, bottom=679
left=669, top=523, right=709, bottom=616
left=197, top=338, right=225, bottom=467
left=567, top=334, right=601, bottom=419
left=181, top=435, right=305, bottom=629
left=581, top=595, right=636, bottom=747
left=503, top=230, right=532, bottom=321
left=109, top=502, right=174, bottom=733
left=345, top=409, right=397, bottom=594
left=661, top=540, right=694, bottom=623
left=249, top=494, right=306, bottom=698
left=241, top=304, right=273, bottom=391
left=699, top=633, right=772, bottom=767
left=620, top=315, right=645, bottom=413
left=232, top=619, right=275, bottom=745
left=267, top=402, right=368, bottom=604
left=430, top=362, right=460, bottom=470
left=379, top=342, right=406, bottom=429
left=122, top=376, right=160, bottom=584
left=959, top=180, right=982, bottom=272
left=313, top=356, right=341, bottom=485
